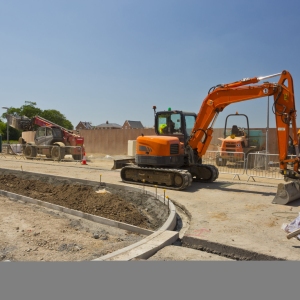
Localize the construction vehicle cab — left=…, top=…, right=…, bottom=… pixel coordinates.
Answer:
left=134, top=107, right=198, bottom=169
left=155, top=108, right=197, bottom=141
left=216, top=113, right=264, bottom=167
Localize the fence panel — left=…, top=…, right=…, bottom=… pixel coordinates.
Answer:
left=203, top=150, right=246, bottom=179
left=0, top=145, right=84, bottom=163
left=246, top=152, right=283, bottom=180
left=0, top=144, right=26, bottom=160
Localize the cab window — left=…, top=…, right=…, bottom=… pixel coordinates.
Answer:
left=46, top=128, right=53, bottom=137
left=158, top=113, right=182, bottom=135
left=52, top=128, right=63, bottom=138
left=36, top=127, right=46, bottom=138
left=185, top=115, right=196, bottom=137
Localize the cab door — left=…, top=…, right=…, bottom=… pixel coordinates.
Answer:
left=44, top=127, right=54, bottom=145
left=35, top=127, right=46, bottom=145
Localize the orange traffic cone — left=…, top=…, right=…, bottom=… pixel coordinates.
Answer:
left=81, top=152, right=87, bottom=165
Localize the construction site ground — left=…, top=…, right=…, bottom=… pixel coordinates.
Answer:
left=1, top=153, right=300, bottom=261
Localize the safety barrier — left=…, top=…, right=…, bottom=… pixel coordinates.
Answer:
left=245, top=152, right=283, bottom=181
left=202, top=150, right=246, bottom=179
left=0, top=144, right=83, bottom=163
left=203, top=150, right=284, bottom=181
left=0, top=144, right=26, bottom=160
left=0, top=146, right=286, bottom=181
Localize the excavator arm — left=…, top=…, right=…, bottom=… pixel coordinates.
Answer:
left=188, top=70, right=299, bottom=176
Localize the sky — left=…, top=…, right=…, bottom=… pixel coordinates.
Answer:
left=1, top=0, right=300, bottom=129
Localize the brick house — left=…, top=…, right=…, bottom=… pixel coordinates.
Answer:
left=75, top=121, right=93, bottom=130
left=122, top=120, right=144, bottom=129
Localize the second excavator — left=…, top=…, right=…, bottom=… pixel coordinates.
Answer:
left=120, top=70, right=300, bottom=204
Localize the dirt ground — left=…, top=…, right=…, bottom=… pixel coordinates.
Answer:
left=0, top=173, right=168, bottom=261
left=0, top=195, right=146, bottom=261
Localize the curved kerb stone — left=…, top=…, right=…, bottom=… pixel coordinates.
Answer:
left=0, top=168, right=179, bottom=261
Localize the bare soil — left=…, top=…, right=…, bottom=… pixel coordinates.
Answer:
left=0, top=174, right=151, bottom=228
left=0, top=173, right=168, bottom=261
left=0, top=195, right=145, bottom=261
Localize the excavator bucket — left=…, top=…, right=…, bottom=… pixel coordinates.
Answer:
left=272, top=181, right=300, bottom=205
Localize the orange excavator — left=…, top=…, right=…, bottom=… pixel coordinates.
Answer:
left=120, top=70, right=300, bottom=203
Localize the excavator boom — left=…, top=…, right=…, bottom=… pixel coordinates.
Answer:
left=188, top=70, right=298, bottom=176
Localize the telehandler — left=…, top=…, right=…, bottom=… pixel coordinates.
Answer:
left=8, top=115, right=85, bottom=161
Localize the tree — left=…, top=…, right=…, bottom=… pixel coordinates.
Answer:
left=0, top=119, right=20, bottom=141
left=0, top=120, right=5, bottom=136
left=1, top=102, right=74, bottom=131
left=40, top=109, right=73, bottom=130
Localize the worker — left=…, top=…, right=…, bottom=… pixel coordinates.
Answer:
left=159, top=124, right=167, bottom=134
left=167, top=119, right=175, bottom=133
left=159, top=119, right=175, bottom=134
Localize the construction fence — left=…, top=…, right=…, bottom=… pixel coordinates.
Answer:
left=1, top=142, right=285, bottom=182
left=75, top=127, right=280, bottom=155
left=18, top=127, right=281, bottom=155
left=0, top=144, right=84, bottom=163
left=203, top=150, right=284, bottom=181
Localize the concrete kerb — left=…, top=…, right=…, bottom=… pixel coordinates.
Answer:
left=0, top=189, right=154, bottom=236
left=0, top=168, right=178, bottom=261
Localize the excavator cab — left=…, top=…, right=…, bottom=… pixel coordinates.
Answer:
left=134, top=109, right=197, bottom=169
left=155, top=109, right=197, bottom=144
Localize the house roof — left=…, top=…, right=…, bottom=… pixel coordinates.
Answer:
left=76, top=121, right=93, bottom=129
left=124, top=120, right=144, bottom=129
left=96, top=122, right=122, bottom=129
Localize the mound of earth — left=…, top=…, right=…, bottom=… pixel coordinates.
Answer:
left=0, top=174, right=167, bottom=230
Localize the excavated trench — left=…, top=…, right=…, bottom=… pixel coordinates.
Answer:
left=0, top=169, right=174, bottom=261
left=0, top=172, right=170, bottom=231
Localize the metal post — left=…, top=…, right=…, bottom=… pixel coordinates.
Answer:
left=265, top=97, right=269, bottom=170
left=2, top=107, right=9, bottom=144
left=166, top=196, right=170, bottom=213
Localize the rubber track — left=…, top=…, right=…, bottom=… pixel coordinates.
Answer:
left=192, top=164, right=219, bottom=182
left=120, top=166, right=193, bottom=191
